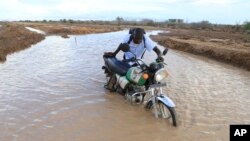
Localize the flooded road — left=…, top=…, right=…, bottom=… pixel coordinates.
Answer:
left=0, top=30, right=250, bottom=141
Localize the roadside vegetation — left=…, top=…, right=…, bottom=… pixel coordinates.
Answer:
left=151, top=26, right=250, bottom=70
left=0, top=23, right=45, bottom=62
left=0, top=21, right=121, bottom=62
left=19, top=18, right=250, bottom=33
left=19, top=22, right=121, bottom=37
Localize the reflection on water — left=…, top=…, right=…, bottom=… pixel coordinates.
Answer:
left=25, top=27, right=46, bottom=35
left=0, top=30, right=250, bottom=141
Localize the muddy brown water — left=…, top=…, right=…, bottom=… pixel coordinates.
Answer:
left=0, top=31, right=250, bottom=141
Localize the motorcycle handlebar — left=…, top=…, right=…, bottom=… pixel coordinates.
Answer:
left=123, top=57, right=136, bottom=62
left=123, top=57, right=167, bottom=67
left=156, top=59, right=167, bottom=66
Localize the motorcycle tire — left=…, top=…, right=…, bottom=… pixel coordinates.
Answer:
left=158, top=101, right=177, bottom=127
left=145, top=100, right=177, bottom=127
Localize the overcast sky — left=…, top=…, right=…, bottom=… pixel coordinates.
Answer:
left=0, top=0, right=249, bottom=24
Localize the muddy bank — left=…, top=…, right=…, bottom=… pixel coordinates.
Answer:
left=19, top=22, right=121, bottom=37
left=0, top=23, right=45, bottom=62
left=152, top=29, right=250, bottom=70
left=0, top=22, right=121, bottom=62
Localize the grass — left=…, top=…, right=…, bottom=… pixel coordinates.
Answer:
left=151, top=29, right=250, bottom=70
left=18, top=22, right=122, bottom=37
left=0, top=23, right=45, bottom=62
left=0, top=22, right=121, bottom=62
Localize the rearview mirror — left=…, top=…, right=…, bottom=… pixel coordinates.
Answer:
left=163, top=48, right=168, bottom=56
left=119, top=43, right=130, bottom=52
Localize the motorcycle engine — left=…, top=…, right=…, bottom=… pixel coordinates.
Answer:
left=125, top=84, right=145, bottom=104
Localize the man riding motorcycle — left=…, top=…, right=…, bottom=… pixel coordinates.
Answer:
left=104, top=28, right=164, bottom=93
left=105, top=28, right=164, bottom=65
left=102, top=29, right=177, bottom=127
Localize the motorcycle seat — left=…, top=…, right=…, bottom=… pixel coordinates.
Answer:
left=104, top=57, right=131, bottom=76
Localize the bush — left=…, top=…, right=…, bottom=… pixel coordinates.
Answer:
left=243, top=22, right=250, bottom=30
left=190, top=20, right=213, bottom=30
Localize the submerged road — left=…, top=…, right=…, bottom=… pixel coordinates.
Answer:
left=0, top=30, right=249, bottom=141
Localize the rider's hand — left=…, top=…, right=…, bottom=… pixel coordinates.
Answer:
left=123, top=57, right=136, bottom=62
left=104, top=52, right=115, bottom=57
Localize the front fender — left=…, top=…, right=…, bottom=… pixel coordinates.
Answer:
left=157, top=95, right=175, bottom=107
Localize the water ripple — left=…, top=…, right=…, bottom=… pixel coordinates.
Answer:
left=0, top=30, right=249, bottom=141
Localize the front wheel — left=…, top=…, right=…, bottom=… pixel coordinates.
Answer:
left=158, top=101, right=177, bottom=126
left=146, top=100, right=177, bottom=126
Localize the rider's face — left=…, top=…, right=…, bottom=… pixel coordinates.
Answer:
left=133, top=37, right=142, bottom=44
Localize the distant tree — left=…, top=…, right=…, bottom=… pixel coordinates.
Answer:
left=199, top=20, right=212, bottom=29
left=60, top=19, right=67, bottom=23
left=141, top=19, right=155, bottom=26
left=68, top=19, right=74, bottom=23
left=116, top=16, right=124, bottom=26
left=42, top=19, right=47, bottom=23
left=190, top=20, right=212, bottom=30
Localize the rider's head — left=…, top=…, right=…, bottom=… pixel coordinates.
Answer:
left=133, top=28, right=144, bottom=44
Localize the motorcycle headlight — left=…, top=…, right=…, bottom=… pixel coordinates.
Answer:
left=154, top=68, right=169, bottom=82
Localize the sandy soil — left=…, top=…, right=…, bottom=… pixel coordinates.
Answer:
left=151, top=28, right=250, bottom=70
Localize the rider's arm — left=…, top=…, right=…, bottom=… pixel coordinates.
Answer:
left=104, top=44, right=122, bottom=57
left=153, top=46, right=164, bottom=62
left=113, top=43, right=125, bottom=56
left=113, top=43, right=131, bottom=56
left=113, top=45, right=121, bottom=56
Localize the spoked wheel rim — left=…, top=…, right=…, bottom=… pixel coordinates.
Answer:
left=158, top=102, right=174, bottom=124
left=148, top=101, right=177, bottom=126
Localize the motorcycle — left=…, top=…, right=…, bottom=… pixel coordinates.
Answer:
left=102, top=45, right=177, bottom=127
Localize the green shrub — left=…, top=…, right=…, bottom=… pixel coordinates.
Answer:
left=243, top=22, right=250, bottom=30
